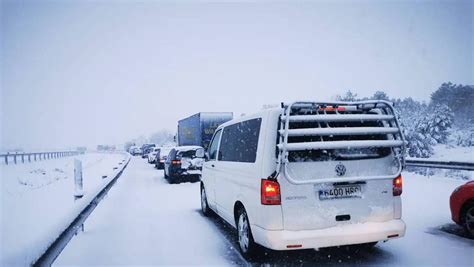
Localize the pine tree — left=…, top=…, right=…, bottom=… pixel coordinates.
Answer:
left=419, top=104, right=453, bottom=144
left=336, top=90, right=359, bottom=101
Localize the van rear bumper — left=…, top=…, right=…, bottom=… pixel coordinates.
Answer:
left=251, top=219, right=406, bottom=251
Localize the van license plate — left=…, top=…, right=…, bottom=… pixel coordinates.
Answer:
left=319, top=185, right=362, bottom=200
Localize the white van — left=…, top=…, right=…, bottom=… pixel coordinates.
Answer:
left=200, top=101, right=407, bottom=258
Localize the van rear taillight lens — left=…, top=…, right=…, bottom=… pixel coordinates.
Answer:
left=171, top=160, right=181, bottom=165
left=393, top=175, right=402, bottom=196
left=261, top=179, right=281, bottom=205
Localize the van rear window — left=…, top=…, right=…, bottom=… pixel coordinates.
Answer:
left=287, top=116, right=391, bottom=162
left=219, top=118, right=261, bottom=163
left=178, top=149, right=203, bottom=159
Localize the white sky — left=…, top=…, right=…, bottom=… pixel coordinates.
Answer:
left=1, top=0, right=473, bottom=150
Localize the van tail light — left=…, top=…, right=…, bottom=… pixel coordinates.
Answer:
left=261, top=179, right=281, bottom=205
left=393, top=175, right=402, bottom=196
left=171, top=160, right=181, bottom=165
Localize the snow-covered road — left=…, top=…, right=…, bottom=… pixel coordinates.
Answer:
left=55, top=157, right=473, bottom=266
left=54, top=156, right=245, bottom=265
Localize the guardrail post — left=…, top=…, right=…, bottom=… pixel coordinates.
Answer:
left=5, top=153, right=8, bottom=165
left=74, top=159, right=84, bottom=200
left=21, top=154, right=24, bottom=163
left=14, top=153, right=17, bottom=164
left=74, top=159, right=84, bottom=232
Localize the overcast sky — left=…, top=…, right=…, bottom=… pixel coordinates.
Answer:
left=1, top=0, right=473, bottom=150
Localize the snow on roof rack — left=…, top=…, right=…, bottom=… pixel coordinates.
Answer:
left=278, top=127, right=400, bottom=137
left=281, top=114, right=395, bottom=122
left=278, top=140, right=404, bottom=151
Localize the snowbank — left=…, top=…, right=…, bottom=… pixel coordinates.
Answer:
left=431, top=145, right=474, bottom=163
left=0, top=152, right=130, bottom=266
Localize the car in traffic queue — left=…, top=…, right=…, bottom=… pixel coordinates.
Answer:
left=450, top=180, right=474, bottom=238
left=147, top=147, right=160, bottom=164
left=164, top=146, right=205, bottom=184
left=155, top=147, right=173, bottom=169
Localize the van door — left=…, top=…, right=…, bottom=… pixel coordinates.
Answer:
left=215, top=118, right=262, bottom=225
left=276, top=103, right=404, bottom=231
left=279, top=157, right=397, bottom=231
left=202, top=129, right=222, bottom=210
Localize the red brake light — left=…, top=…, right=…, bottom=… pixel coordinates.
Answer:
left=393, top=175, right=402, bottom=196
left=171, top=160, right=181, bottom=165
left=261, top=179, right=281, bottom=205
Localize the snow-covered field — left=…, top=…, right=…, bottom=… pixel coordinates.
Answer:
left=0, top=152, right=129, bottom=266
left=431, top=145, right=474, bottom=163
left=55, top=157, right=473, bottom=266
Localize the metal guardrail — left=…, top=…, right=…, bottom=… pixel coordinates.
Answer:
left=405, top=159, right=474, bottom=171
left=0, top=151, right=81, bottom=165
left=32, top=156, right=131, bottom=266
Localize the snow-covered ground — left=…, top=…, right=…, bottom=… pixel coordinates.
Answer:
left=431, top=145, right=474, bottom=163
left=0, top=152, right=129, bottom=266
left=55, top=157, right=473, bottom=266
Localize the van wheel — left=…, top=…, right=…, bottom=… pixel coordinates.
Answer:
left=200, top=186, right=212, bottom=216
left=237, top=208, right=258, bottom=259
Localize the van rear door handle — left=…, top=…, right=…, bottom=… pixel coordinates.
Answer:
left=211, top=164, right=215, bottom=167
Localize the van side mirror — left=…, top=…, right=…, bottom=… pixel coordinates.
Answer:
left=196, top=148, right=205, bottom=158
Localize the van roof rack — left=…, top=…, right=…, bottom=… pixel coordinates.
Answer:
left=276, top=100, right=406, bottom=184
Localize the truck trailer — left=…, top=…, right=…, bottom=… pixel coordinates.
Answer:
left=177, top=112, right=233, bottom=150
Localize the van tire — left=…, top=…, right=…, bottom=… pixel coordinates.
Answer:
left=236, top=207, right=259, bottom=259
left=200, top=185, right=212, bottom=216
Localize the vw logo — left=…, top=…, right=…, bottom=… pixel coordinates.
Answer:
left=335, top=163, right=346, bottom=176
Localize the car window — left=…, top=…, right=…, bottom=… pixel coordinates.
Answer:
left=219, top=118, right=261, bottom=163
left=167, top=149, right=176, bottom=162
left=208, top=129, right=222, bottom=161
left=177, top=149, right=204, bottom=159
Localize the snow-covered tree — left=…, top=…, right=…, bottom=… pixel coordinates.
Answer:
left=149, top=130, right=174, bottom=146
left=449, top=127, right=474, bottom=147
left=418, top=104, right=453, bottom=144
left=336, top=90, right=359, bottom=101
left=431, top=83, right=474, bottom=125
left=371, top=90, right=390, bottom=101
left=405, top=128, right=436, bottom=158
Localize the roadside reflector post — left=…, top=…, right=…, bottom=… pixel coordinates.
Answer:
left=74, top=159, right=84, bottom=200
left=74, top=159, right=85, bottom=232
